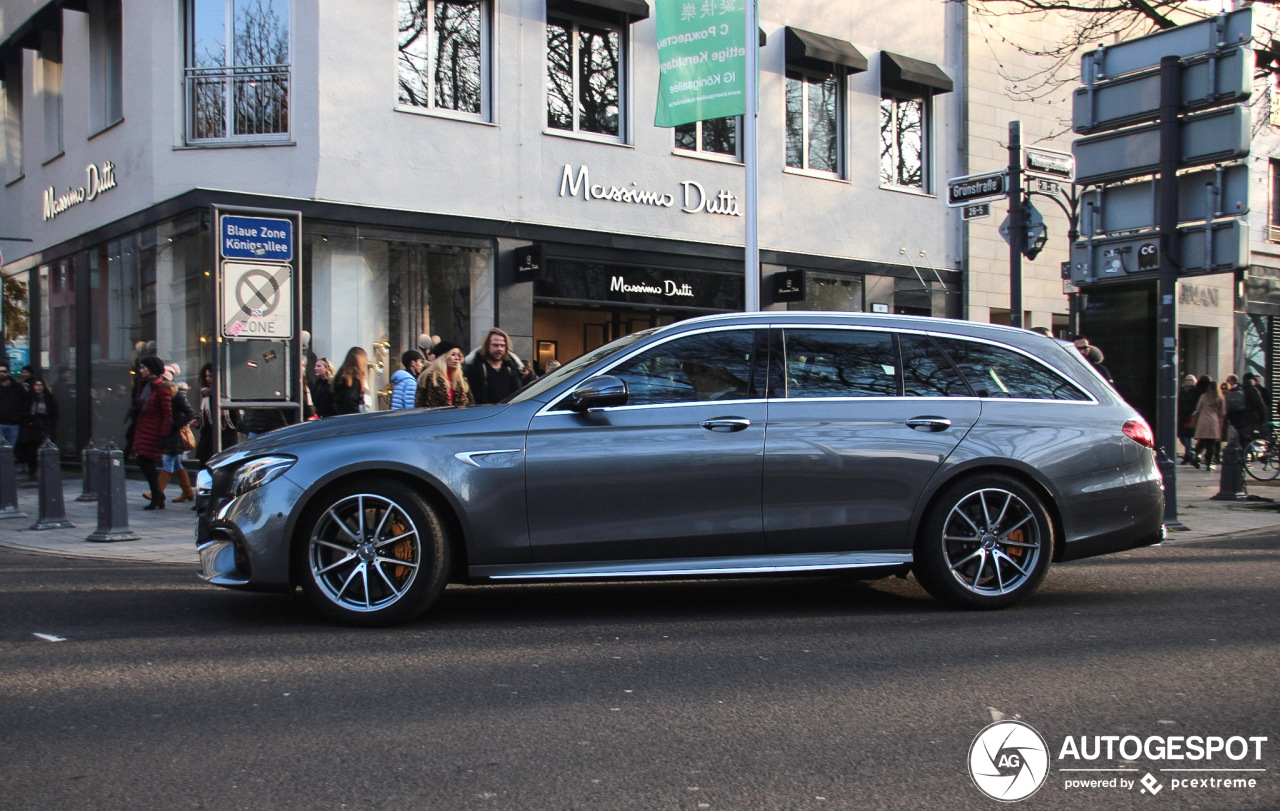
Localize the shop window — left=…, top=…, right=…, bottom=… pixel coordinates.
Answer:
left=185, top=0, right=290, bottom=143
left=397, top=0, right=491, bottom=120
left=546, top=15, right=624, bottom=139
left=675, top=116, right=740, bottom=160
left=785, top=69, right=842, bottom=175
left=89, top=0, right=124, bottom=133
left=1, top=55, right=21, bottom=181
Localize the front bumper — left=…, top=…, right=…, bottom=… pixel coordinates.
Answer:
left=195, top=471, right=304, bottom=590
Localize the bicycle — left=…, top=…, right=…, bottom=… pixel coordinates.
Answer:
left=1243, top=421, right=1280, bottom=482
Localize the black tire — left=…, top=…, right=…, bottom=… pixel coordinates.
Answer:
left=1244, top=437, right=1280, bottom=482
left=299, top=478, right=450, bottom=626
left=913, top=474, right=1053, bottom=610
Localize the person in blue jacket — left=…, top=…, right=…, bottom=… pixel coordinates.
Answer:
left=390, top=350, right=425, bottom=410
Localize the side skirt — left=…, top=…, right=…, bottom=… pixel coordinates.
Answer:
left=471, top=551, right=914, bottom=582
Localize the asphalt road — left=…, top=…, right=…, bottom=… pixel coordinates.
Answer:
left=0, top=534, right=1276, bottom=810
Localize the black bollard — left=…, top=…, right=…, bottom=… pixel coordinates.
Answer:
left=30, top=439, right=75, bottom=530
left=0, top=437, right=26, bottom=519
left=1212, top=431, right=1248, bottom=501
left=77, top=442, right=101, bottom=502
left=86, top=442, right=140, bottom=542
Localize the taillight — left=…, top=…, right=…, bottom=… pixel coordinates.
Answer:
left=1123, top=418, right=1155, bottom=450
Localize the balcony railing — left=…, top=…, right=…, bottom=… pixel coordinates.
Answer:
left=185, top=64, right=290, bottom=143
left=1270, top=224, right=1280, bottom=244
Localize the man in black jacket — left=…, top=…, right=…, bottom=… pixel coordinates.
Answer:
left=464, top=327, right=526, bottom=404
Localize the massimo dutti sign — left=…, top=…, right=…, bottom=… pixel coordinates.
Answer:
left=535, top=258, right=742, bottom=311
left=558, top=164, right=741, bottom=217
left=42, top=161, right=119, bottom=221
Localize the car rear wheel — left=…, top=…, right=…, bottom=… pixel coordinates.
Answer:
left=913, top=475, right=1053, bottom=610
left=299, top=479, right=450, bottom=626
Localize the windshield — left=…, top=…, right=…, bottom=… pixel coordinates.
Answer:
left=506, top=328, right=659, bottom=403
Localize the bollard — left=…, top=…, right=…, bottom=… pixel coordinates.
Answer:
left=77, top=442, right=101, bottom=502
left=0, top=437, right=26, bottom=519
left=1212, top=431, right=1248, bottom=501
left=86, top=442, right=140, bottom=542
left=30, top=439, right=75, bottom=530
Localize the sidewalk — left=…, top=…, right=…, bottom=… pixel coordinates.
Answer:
left=1, top=465, right=1279, bottom=566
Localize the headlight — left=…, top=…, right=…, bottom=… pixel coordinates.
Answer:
left=229, top=456, right=296, bottom=498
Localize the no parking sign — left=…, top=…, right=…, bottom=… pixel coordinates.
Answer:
left=221, top=261, right=293, bottom=339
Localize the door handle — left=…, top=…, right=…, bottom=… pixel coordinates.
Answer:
left=906, top=417, right=953, bottom=432
left=701, top=417, right=752, bottom=433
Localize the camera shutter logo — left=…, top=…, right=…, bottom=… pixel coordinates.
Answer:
left=968, top=721, right=1051, bottom=802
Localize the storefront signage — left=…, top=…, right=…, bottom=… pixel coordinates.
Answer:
left=41, top=161, right=118, bottom=221
left=771, top=269, right=805, bottom=303
left=1179, top=283, right=1220, bottom=308
left=536, top=258, right=743, bottom=311
left=220, top=215, right=294, bottom=261
left=559, top=165, right=741, bottom=217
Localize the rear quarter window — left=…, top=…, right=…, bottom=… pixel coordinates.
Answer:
left=933, top=336, right=1090, bottom=401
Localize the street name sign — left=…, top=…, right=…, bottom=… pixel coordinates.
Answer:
left=1073, top=45, right=1252, bottom=134
left=220, top=215, right=294, bottom=262
left=1073, top=103, right=1250, bottom=186
left=962, top=203, right=990, bottom=220
left=1023, top=147, right=1074, bottom=182
left=947, top=170, right=1008, bottom=207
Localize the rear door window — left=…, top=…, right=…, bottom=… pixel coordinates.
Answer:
left=782, top=329, right=898, bottom=398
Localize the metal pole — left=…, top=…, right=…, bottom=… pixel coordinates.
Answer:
left=1158, top=56, right=1182, bottom=526
left=1008, top=122, right=1023, bottom=328
left=743, top=0, right=760, bottom=311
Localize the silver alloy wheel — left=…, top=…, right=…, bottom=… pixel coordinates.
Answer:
left=308, top=493, right=422, bottom=613
left=940, top=487, right=1042, bottom=596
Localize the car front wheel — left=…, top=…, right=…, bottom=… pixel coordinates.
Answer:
left=299, top=480, right=450, bottom=626
left=913, top=475, right=1053, bottom=610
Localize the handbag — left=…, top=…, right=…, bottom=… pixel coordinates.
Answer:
left=178, top=424, right=197, bottom=451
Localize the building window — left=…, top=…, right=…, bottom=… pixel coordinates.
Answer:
left=546, top=15, right=623, bottom=139
left=89, top=0, right=124, bottom=133
left=785, top=69, right=842, bottom=175
left=40, top=30, right=63, bottom=160
left=1, top=56, right=21, bottom=181
left=185, top=0, right=291, bottom=143
left=1270, top=159, right=1280, bottom=243
left=879, top=92, right=927, bottom=190
left=397, top=0, right=490, bottom=120
left=675, top=116, right=740, bottom=159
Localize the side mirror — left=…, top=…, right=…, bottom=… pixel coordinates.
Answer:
left=568, top=375, right=628, bottom=411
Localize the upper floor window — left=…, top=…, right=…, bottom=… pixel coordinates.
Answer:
left=89, top=0, right=123, bottom=133
left=879, top=51, right=951, bottom=193
left=397, top=0, right=490, bottom=120
left=40, top=29, right=63, bottom=160
left=879, top=93, right=926, bottom=190
left=1, top=56, right=22, bottom=181
left=185, top=0, right=290, bottom=143
left=546, top=15, right=623, bottom=139
left=675, top=116, right=740, bottom=159
left=782, top=27, right=865, bottom=178
left=1270, top=159, right=1280, bottom=243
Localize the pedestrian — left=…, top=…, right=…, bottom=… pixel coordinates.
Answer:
left=130, top=356, right=172, bottom=509
left=1192, top=375, right=1224, bottom=471
left=1084, top=345, right=1113, bottom=385
left=416, top=342, right=473, bottom=408
left=1244, top=372, right=1271, bottom=421
left=16, top=378, right=58, bottom=480
left=1224, top=373, right=1266, bottom=445
left=146, top=363, right=196, bottom=503
left=240, top=406, right=290, bottom=438
left=1177, top=374, right=1200, bottom=464
left=330, top=346, right=369, bottom=415
left=0, top=358, right=25, bottom=448
left=310, top=357, right=336, bottom=418
left=391, top=349, right=426, bottom=410
left=464, top=328, right=526, bottom=404
left=196, top=363, right=239, bottom=466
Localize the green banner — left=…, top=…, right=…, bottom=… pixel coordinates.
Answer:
left=654, top=0, right=748, bottom=128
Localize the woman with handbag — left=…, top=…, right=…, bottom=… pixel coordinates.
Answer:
left=146, top=363, right=197, bottom=503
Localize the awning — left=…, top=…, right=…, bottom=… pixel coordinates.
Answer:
left=784, top=26, right=867, bottom=75
left=880, top=51, right=953, bottom=95
left=547, top=0, right=649, bottom=23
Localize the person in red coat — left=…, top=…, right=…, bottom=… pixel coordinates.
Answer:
left=131, top=356, right=173, bottom=509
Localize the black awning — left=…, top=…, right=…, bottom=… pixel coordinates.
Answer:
left=880, top=51, right=953, bottom=95
left=3, top=2, right=66, bottom=52
left=547, top=0, right=649, bottom=23
left=784, top=26, right=867, bottom=75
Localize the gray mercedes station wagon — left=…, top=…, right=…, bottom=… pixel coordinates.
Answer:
left=196, top=312, right=1164, bottom=625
